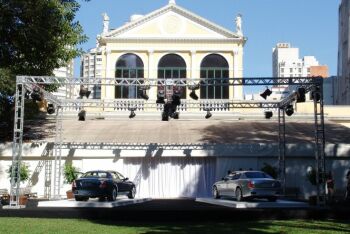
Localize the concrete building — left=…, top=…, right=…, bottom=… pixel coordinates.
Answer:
left=337, top=0, right=350, bottom=105
left=80, top=48, right=103, bottom=99
left=52, top=60, right=75, bottom=99
left=272, top=43, right=325, bottom=78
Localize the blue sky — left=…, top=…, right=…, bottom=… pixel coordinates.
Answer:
left=75, top=0, right=340, bottom=78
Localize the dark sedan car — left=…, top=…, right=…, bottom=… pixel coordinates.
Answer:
left=72, top=170, right=136, bottom=201
left=213, top=171, right=281, bottom=202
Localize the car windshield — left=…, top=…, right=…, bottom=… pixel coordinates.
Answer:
left=245, top=172, right=271, bottom=179
left=81, top=171, right=109, bottom=178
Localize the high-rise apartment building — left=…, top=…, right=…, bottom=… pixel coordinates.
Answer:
left=272, top=43, right=326, bottom=78
left=53, top=60, right=75, bottom=99
left=80, top=48, right=103, bottom=99
left=337, top=0, right=350, bottom=105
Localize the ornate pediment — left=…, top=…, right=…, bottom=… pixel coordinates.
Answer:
left=103, top=3, right=243, bottom=40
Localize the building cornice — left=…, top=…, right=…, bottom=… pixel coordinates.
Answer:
left=103, top=4, right=245, bottom=41
left=102, top=37, right=247, bottom=45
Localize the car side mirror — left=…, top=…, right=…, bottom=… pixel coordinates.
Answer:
left=221, top=177, right=225, bottom=181
left=124, top=177, right=129, bottom=181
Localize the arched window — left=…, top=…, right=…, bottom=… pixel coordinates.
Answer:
left=200, top=54, right=229, bottom=99
left=158, top=54, right=187, bottom=99
left=115, top=53, right=144, bottom=99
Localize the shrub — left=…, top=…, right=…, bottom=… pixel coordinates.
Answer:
left=6, top=162, right=30, bottom=183
left=63, top=163, right=79, bottom=184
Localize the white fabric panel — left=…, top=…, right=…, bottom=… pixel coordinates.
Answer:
left=81, top=158, right=216, bottom=198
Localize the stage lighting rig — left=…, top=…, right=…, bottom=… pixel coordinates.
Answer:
left=139, top=84, right=150, bottom=100
left=31, top=87, right=43, bottom=102
left=79, top=85, right=91, bottom=99
left=47, top=104, right=55, bottom=115
left=296, top=87, right=306, bottom=103
left=264, top=110, right=273, bottom=119
left=260, top=87, right=272, bottom=100
left=285, top=104, right=294, bottom=116
left=156, top=89, right=165, bottom=104
left=78, top=110, right=86, bottom=121
left=188, top=83, right=200, bottom=100
left=128, top=107, right=136, bottom=119
left=204, top=108, right=212, bottom=119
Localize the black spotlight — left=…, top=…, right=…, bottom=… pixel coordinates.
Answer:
left=25, top=91, right=31, bottom=99
left=128, top=107, right=136, bottom=119
left=264, top=111, right=273, bottom=119
left=285, top=105, right=294, bottom=116
left=172, top=92, right=181, bottom=106
left=296, top=87, right=306, bottom=103
left=139, top=90, right=149, bottom=101
left=47, top=104, right=55, bottom=115
left=189, top=90, right=199, bottom=100
left=156, top=90, right=165, bottom=104
left=310, top=86, right=321, bottom=102
left=79, top=85, right=91, bottom=99
left=31, top=87, right=43, bottom=102
left=260, top=88, right=272, bottom=100
left=205, top=111, right=212, bottom=119
left=78, top=110, right=86, bottom=121
left=162, top=103, right=171, bottom=121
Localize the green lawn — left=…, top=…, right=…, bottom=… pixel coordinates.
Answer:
left=0, top=218, right=349, bottom=234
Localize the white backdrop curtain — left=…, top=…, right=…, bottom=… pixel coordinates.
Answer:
left=81, top=157, right=216, bottom=198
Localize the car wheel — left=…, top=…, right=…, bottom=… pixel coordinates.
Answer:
left=235, top=187, right=243, bottom=201
left=268, top=197, right=277, bottom=202
left=213, top=186, right=220, bottom=199
left=108, top=187, right=117, bottom=202
left=128, top=186, right=136, bottom=199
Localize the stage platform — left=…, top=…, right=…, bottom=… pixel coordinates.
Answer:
left=37, top=197, right=152, bottom=208
left=196, top=198, right=310, bottom=209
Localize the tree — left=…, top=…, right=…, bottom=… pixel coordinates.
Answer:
left=0, top=0, right=88, bottom=129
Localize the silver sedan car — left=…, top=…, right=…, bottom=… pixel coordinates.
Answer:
left=213, top=171, right=281, bottom=202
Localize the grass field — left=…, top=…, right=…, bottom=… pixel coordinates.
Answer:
left=0, top=218, right=349, bottom=234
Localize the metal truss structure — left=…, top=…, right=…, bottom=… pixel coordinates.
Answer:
left=9, top=76, right=326, bottom=207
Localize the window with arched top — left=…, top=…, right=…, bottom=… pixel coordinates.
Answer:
left=200, top=54, right=229, bottom=99
left=115, top=53, right=144, bottom=99
left=157, top=54, right=187, bottom=99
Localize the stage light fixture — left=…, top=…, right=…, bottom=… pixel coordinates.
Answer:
left=310, top=86, right=321, bottom=102
left=139, top=90, right=149, bottom=101
left=188, top=83, right=200, bottom=100
left=260, top=88, right=272, bottom=100
left=78, top=110, right=86, bottom=121
left=156, top=90, right=165, bottom=104
left=296, top=87, right=306, bottom=103
left=285, top=104, right=294, bottom=116
left=31, top=87, right=43, bottom=102
left=172, top=92, right=181, bottom=106
left=264, top=111, right=273, bottom=119
left=79, top=85, right=91, bottom=99
left=25, top=91, right=31, bottom=99
left=47, top=104, right=55, bottom=115
left=189, top=90, right=199, bottom=100
left=205, top=110, right=212, bottom=119
left=128, top=107, right=136, bottom=119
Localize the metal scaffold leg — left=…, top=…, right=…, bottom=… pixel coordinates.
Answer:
left=278, top=107, right=286, bottom=194
left=52, top=107, right=63, bottom=199
left=313, top=85, right=326, bottom=206
left=9, top=82, right=25, bottom=207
